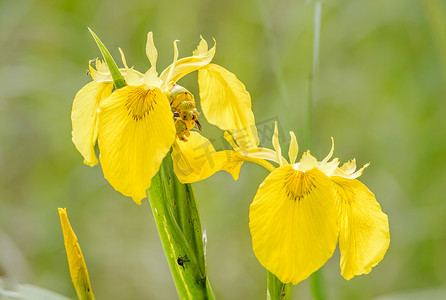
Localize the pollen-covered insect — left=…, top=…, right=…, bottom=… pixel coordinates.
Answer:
left=169, top=84, right=202, bottom=142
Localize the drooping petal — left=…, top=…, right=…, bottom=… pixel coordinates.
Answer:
left=58, top=208, right=95, bottom=300
left=198, top=63, right=259, bottom=149
left=249, top=166, right=338, bottom=285
left=332, top=176, right=390, bottom=280
left=98, top=85, right=176, bottom=204
left=171, top=131, right=244, bottom=183
left=159, top=38, right=216, bottom=87
left=71, top=81, right=113, bottom=166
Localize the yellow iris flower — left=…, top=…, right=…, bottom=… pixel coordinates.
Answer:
left=72, top=32, right=258, bottom=204
left=174, top=122, right=390, bottom=285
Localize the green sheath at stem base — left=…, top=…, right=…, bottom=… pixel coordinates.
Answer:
left=267, top=271, right=291, bottom=300
left=148, top=153, right=214, bottom=300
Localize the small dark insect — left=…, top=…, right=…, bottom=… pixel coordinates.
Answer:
left=86, top=69, right=90, bottom=76
left=177, top=255, right=190, bottom=270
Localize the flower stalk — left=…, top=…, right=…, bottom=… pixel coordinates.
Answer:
left=267, top=271, right=290, bottom=300
left=148, top=153, right=213, bottom=299
left=90, top=29, right=213, bottom=299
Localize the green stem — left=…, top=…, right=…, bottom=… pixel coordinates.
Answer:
left=308, top=2, right=327, bottom=300
left=266, top=271, right=291, bottom=300
left=148, top=153, right=213, bottom=300
left=310, top=269, right=326, bottom=300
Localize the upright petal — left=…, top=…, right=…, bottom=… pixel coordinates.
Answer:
left=288, top=131, right=298, bottom=165
left=332, top=177, right=390, bottom=280
left=98, top=85, right=176, bottom=204
left=146, top=32, right=158, bottom=70
left=171, top=131, right=244, bottom=183
left=71, top=81, right=113, bottom=166
left=58, top=208, right=95, bottom=300
left=160, top=38, right=216, bottom=87
left=249, top=166, right=338, bottom=285
left=198, top=63, right=259, bottom=149
left=271, top=121, right=288, bottom=166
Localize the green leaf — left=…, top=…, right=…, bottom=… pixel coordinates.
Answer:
left=88, top=28, right=126, bottom=89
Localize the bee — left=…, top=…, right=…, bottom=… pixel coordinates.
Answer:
left=169, top=84, right=202, bottom=142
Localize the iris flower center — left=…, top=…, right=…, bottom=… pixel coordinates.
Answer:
left=284, top=168, right=316, bottom=201
left=125, top=87, right=156, bottom=121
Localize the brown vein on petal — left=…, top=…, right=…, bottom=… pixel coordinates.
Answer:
left=283, top=168, right=317, bottom=202
left=125, top=88, right=157, bottom=121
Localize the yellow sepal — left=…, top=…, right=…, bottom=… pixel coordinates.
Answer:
left=71, top=81, right=113, bottom=166
left=198, top=63, right=259, bottom=149
left=98, top=85, right=176, bottom=204
left=160, top=38, right=216, bottom=88
left=171, top=131, right=244, bottom=183
left=332, top=177, right=390, bottom=280
left=249, top=166, right=338, bottom=285
left=58, top=208, right=95, bottom=300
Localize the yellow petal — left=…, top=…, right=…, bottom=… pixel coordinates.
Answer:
left=192, top=35, right=209, bottom=56
left=198, top=63, right=259, bottom=149
left=321, top=137, right=335, bottom=163
left=271, top=121, right=288, bottom=166
left=332, top=177, right=390, bottom=280
left=118, top=47, right=129, bottom=69
left=58, top=208, right=95, bottom=300
left=224, top=131, right=279, bottom=165
left=288, top=131, right=298, bottom=164
left=160, top=39, right=216, bottom=87
left=146, top=32, right=158, bottom=70
left=161, top=40, right=179, bottom=91
left=89, top=59, right=112, bottom=83
left=125, top=68, right=145, bottom=86
left=171, top=131, right=244, bottom=183
left=340, top=159, right=357, bottom=174
left=249, top=166, right=338, bottom=285
left=98, top=85, right=176, bottom=204
left=71, top=81, right=113, bottom=166
left=333, top=160, right=370, bottom=179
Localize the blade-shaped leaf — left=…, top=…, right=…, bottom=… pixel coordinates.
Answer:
left=88, top=28, right=126, bottom=89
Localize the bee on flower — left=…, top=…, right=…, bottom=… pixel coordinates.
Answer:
left=71, top=30, right=258, bottom=204
left=173, top=122, right=390, bottom=284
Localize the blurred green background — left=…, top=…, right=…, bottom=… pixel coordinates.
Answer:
left=1, top=0, right=446, bottom=299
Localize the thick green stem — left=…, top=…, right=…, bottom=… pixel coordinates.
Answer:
left=266, top=271, right=291, bottom=300
left=148, top=153, right=213, bottom=300
left=310, top=270, right=326, bottom=300
left=308, top=2, right=327, bottom=300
